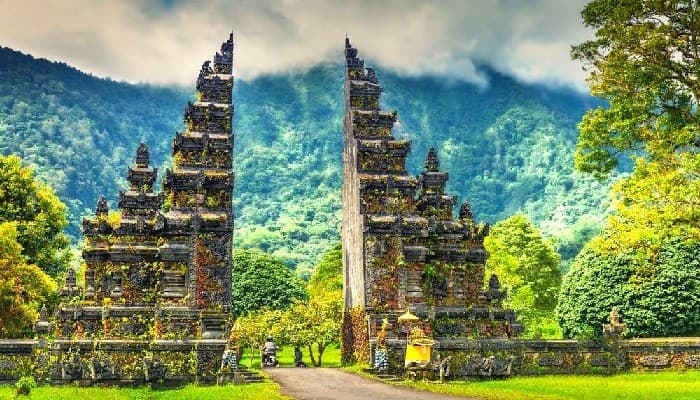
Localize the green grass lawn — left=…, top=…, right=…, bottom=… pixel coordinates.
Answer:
left=238, top=344, right=341, bottom=369
left=389, top=370, right=700, bottom=400
left=0, top=381, right=291, bottom=400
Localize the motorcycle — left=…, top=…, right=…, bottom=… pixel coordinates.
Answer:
left=261, top=350, right=278, bottom=368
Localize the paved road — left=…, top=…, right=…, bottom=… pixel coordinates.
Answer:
left=265, top=367, right=478, bottom=400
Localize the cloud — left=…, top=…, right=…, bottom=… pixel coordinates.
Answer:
left=0, top=0, right=592, bottom=90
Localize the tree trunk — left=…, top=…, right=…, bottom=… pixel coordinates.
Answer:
left=308, top=344, right=317, bottom=366
left=316, top=344, right=325, bottom=367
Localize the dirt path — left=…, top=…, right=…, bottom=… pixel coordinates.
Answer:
left=265, top=367, right=478, bottom=400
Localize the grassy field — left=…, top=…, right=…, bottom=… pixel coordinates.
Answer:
left=238, top=344, right=341, bottom=368
left=390, top=370, right=700, bottom=400
left=0, top=380, right=291, bottom=400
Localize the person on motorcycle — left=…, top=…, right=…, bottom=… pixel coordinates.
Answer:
left=261, top=336, right=278, bottom=367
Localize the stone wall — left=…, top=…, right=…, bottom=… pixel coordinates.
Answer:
left=0, top=338, right=226, bottom=386
left=375, top=337, right=700, bottom=378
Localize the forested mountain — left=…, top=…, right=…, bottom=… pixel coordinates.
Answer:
left=0, top=46, right=614, bottom=277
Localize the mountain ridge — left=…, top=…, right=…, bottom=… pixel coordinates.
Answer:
left=0, top=46, right=613, bottom=276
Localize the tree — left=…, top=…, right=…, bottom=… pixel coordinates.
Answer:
left=231, top=249, right=307, bottom=317
left=557, top=238, right=700, bottom=339
left=563, top=1, right=700, bottom=340
left=484, top=214, right=562, bottom=337
left=278, top=245, right=343, bottom=367
left=231, top=308, right=283, bottom=367
left=573, top=0, right=700, bottom=176
left=0, top=154, right=70, bottom=278
left=0, top=222, right=57, bottom=337
left=279, top=291, right=343, bottom=367
left=572, top=0, right=700, bottom=252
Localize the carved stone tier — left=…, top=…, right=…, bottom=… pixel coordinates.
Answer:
left=163, top=169, right=233, bottom=191
left=352, top=110, right=397, bottom=130
left=196, top=74, right=233, bottom=104
left=416, top=194, right=457, bottom=218
left=173, top=131, right=233, bottom=155
left=127, top=167, right=157, bottom=191
left=118, top=190, right=162, bottom=217
left=184, top=102, right=232, bottom=134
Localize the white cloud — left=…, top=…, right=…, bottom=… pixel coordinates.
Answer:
left=0, top=0, right=593, bottom=90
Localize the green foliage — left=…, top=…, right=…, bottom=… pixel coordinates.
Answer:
left=231, top=249, right=307, bottom=317
left=0, top=222, right=57, bottom=338
left=557, top=238, right=700, bottom=340
left=572, top=0, right=700, bottom=254
left=573, top=0, right=700, bottom=177
left=484, top=214, right=562, bottom=338
left=279, top=291, right=343, bottom=367
left=231, top=308, right=284, bottom=368
left=235, top=247, right=344, bottom=368
left=14, top=376, right=36, bottom=396
left=0, top=154, right=70, bottom=278
left=307, top=243, right=342, bottom=296
left=563, top=1, right=700, bottom=340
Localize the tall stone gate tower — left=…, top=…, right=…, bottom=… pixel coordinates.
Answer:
left=60, top=34, right=235, bottom=343
left=341, top=38, right=520, bottom=364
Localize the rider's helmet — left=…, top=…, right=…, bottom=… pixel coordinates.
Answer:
left=266, top=336, right=273, bottom=342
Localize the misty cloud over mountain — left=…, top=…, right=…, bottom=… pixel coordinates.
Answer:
left=0, top=0, right=591, bottom=90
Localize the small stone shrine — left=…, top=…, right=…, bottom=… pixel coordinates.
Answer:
left=46, top=33, right=235, bottom=385
left=340, top=38, right=521, bottom=369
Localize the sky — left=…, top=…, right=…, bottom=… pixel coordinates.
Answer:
left=0, top=0, right=593, bottom=91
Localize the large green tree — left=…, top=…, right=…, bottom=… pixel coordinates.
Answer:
left=231, top=249, right=308, bottom=317
left=573, top=0, right=700, bottom=251
left=0, top=154, right=70, bottom=278
left=561, top=0, right=700, bottom=339
left=484, top=214, right=561, bottom=337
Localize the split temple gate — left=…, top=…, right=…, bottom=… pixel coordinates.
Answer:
left=0, top=34, right=699, bottom=385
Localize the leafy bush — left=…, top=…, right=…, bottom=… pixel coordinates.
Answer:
left=557, top=238, right=700, bottom=339
left=15, top=376, right=37, bottom=396
left=231, top=249, right=307, bottom=317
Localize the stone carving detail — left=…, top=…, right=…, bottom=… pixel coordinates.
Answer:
left=639, top=355, right=669, bottom=367
left=59, top=268, right=81, bottom=298
left=135, top=143, right=149, bottom=168
left=95, top=196, right=109, bottom=216
left=60, top=353, right=88, bottom=381
left=458, top=202, right=473, bottom=221
left=603, top=307, right=627, bottom=338
left=84, top=269, right=96, bottom=300
left=588, top=354, right=612, bottom=367
left=34, top=304, right=52, bottom=334
left=110, top=271, right=123, bottom=299
left=464, top=355, right=514, bottom=376
left=424, top=147, right=439, bottom=172
left=684, top=355, right=700, bottom=368
left=143, top=357, right=167, bottom=382
left=537, top=354, right=564, bottom=367
left=90, top=356, right=120, bottom=381
left=487, top=274, right=505, bottom=303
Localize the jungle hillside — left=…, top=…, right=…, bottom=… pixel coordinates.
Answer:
left=0, top=45, right=616, bottom=278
